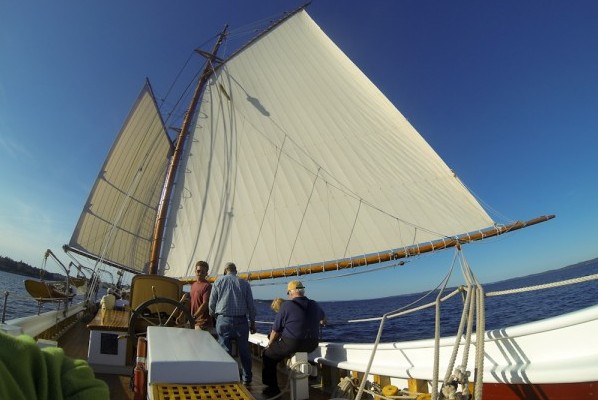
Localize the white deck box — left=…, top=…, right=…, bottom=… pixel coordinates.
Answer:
left=87, top=329, right=127, bottom=368
left=146, top=326, right=239, bottom=385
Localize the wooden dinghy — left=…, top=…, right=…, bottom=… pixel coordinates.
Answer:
left=24, top=279, right=76, bottom=302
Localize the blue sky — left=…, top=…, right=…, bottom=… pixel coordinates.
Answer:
left=1, top=1, right=597, bottom=301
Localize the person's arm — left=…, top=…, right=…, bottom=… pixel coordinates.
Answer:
left=266, top=304, right=285, bottom=347
left=244, top=281, right=257, bottom=334
left=267, top=330, right=280, bottom=347
left=208, top=283, right=217, bottom=317
left=318, top=304, right=326, bottom=325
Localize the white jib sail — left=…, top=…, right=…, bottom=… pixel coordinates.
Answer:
left=162, top=10, right=494, bottom=278
left=69, top=83, right=171, bottom=273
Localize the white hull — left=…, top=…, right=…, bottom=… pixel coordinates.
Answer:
left=250, top=304, right=598, bottom=387
left=2, top=302, right=86, bottom=338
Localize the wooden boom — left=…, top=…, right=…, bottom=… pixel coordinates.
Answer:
left=181, top=214, right=555, bottom=284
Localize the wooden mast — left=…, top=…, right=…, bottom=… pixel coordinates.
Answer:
left=148, top=28, right=228, bottom=275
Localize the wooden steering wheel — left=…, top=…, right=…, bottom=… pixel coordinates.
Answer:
left=128, top=296, right=194, bottom=340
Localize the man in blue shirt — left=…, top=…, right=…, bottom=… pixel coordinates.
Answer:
left=209, top=262, right=256, bottom=385
left=261, top=280, right=325, bottom=397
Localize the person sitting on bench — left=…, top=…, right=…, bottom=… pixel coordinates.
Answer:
left=261, top=281, right=325, bottom=397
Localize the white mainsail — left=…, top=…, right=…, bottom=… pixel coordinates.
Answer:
left=161, top=10, right=494, bottom=278
left=68, top=82, right=172, bottom=273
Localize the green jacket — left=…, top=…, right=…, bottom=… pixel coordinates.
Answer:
left=0, top=332, right=109, bottom=400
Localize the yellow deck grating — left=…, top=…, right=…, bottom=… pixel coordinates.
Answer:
left=151, top=382, right=256, bottom=400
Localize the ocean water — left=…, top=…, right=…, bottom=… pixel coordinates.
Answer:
left=254, top=259, right=598, bottom=343
left=3, top=260, right=598, bottom=343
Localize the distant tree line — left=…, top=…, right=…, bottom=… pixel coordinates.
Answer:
left=0, top=255, right=65, bottom=281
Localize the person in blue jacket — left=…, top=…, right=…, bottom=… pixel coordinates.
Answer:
left=261, top=280, right=325, bottom=397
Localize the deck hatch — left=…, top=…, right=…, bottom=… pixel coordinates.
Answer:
left=151, top=383, right=255, bottom=400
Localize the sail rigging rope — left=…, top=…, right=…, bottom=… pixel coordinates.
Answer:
left=160, top=50, right=197, bottom=119
left=431, top=253, right=458, bottom=400
left=162, top=35, right=223, bottom=128
left=457, top=177, right=513, bottom=225
left=299, top=258, right=598, bottom=398
left=343, top=200, right=362, bottom=260
left=247, top=136, right=287, bottom=271
left=486, top=273, right=598, bottom=296
left=442, top=277, right=473, bottom=387
left=349, top=248, right=491, bottom=400
left=343, top=287, right=462, bottom=325
left=475, top=285, right=486, bottom=400
left=354, top=251, right=459, bottom=400
left=285, top=167, right=321, bottom=270
left=82, top=165, right=146, bottom=303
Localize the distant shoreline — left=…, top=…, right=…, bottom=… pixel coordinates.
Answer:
left=0, top=255, right=65, bottom=281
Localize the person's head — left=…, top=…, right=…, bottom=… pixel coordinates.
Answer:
left=195, top=260, right=209, bottom=278
left=224, top=262, right=237, bottom=275
left=287, top=280, right=305, bottom=298
left=271, top=297, right=285, bottom=312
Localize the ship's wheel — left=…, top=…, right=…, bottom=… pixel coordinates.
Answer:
left=128, top=297, right=194, bottom=340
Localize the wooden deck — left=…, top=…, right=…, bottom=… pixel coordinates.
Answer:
left=59, top=320, right=331, bottom=400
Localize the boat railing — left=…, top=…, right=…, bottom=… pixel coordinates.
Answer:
left=1, top=291, right=8, bottom=323
left=3, top=301, right=86, bottom=338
